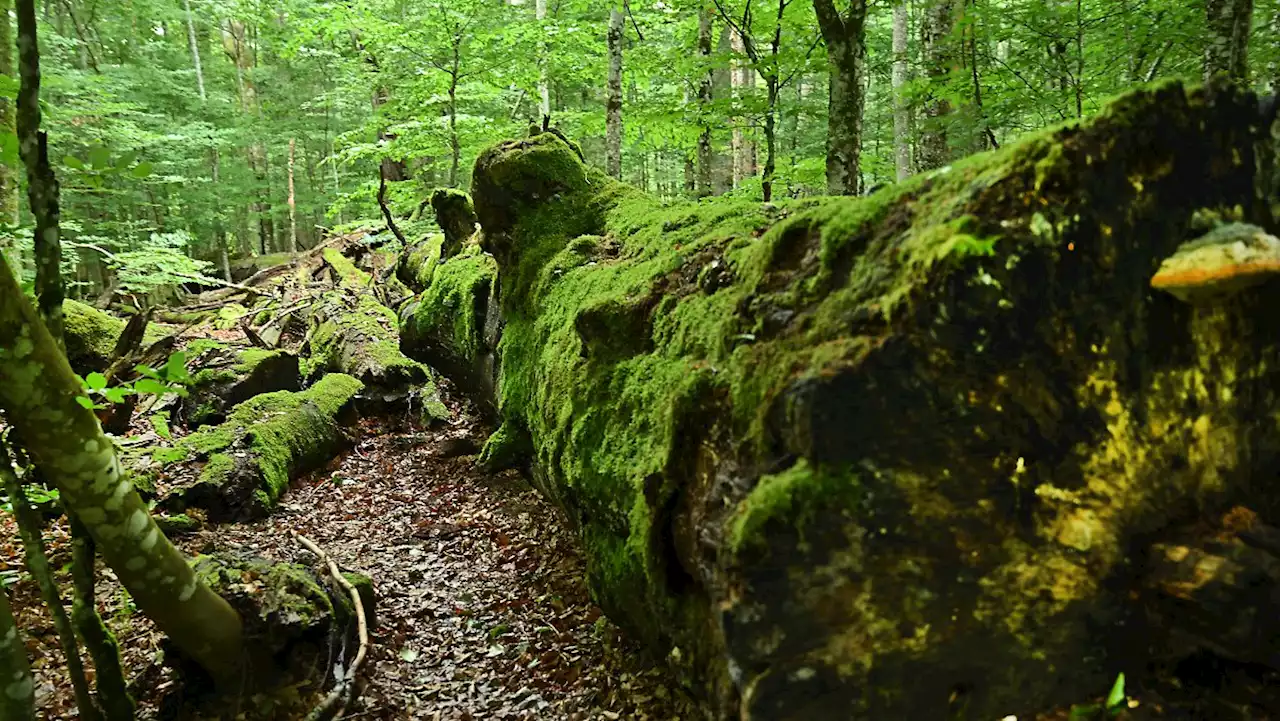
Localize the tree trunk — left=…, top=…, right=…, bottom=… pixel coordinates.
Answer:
left=0, top=254, right=245, bottom=681
left=1204, top=0, right=1253, bottom=81
left=16, top=0, right=63, bottom=341
left=813, top=0, right=868, bottom=195
left=0, top=588, right=34, bottom=721
left=448, top=75, right=460, bottom=187
left=287, top=138, right=298, bottom=253
left=458, top=82, right=1280, bottom=719
left=918, top=0, right=961, bottom=171
left=606, top=7, right=624, bottom=180
left=0, top=0, right=18, bottom=227
left=892, top=0, right=911, bottom=181
left=713, top=24, right=733, bottom=194
left=536, top=0, right=550, bottom=119
left=696, top=5, right=713, bottom=197
left=182, top=0, right=205, bottom=101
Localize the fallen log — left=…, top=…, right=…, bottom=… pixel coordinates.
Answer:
left=179, top=340, right=302, bottom=427
left=62, top=299, right=163, bottom=372
left=429, top=80, right=1280, bottom=720
left=155, top=373, right=364, bottom=520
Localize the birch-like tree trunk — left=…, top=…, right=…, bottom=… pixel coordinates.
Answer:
left=0, top=0, right=18, bottom=227
left=918, top=0, right=961, bottom=171
left=812, top=0, right=868, bottom=195
left=606, top=7, right=624, bottom=180
left=0, top=588, right=34, bottom=721
left=0, top=253, right=244, bottom=680
left=287, top=138, right=298, bottom=253
left=183, top=0, right=206, bottom=101
left=697, top=5, right=714, bottom=197
left=15, top=0, right=62, bottom=341
left=1204, top=0, right=1253, bottom=81
left=892, top=0, right=911, bottom=181
left=536, top=0, right=550, bottom=119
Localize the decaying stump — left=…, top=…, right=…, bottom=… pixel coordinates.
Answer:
left=402, top=81, right=1280, bottom=719
left=180, top=341, right=302, bottom=427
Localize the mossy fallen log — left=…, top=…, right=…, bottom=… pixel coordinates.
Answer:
left=306, top=249, right=440, bottom=399
left=157, top=373, right=363, bottom=520
left=459, top=81, right=1280, bottom=719
left=180, top=341, right=302, bottom=427
left=398, top=238, right=501, bottom=413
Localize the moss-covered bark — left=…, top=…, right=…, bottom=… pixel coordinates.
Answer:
left=0, top=589, right=34, bottom=721
left=459, top=82, right=1280, bottom=719
left=307, top=249, right=441, bottom=400
left=0, top=253, right=244, bottom=682
left=181, top=341, right=301, bottom=427
left=62, top=299, right=165, bottom=373
left=160, top=374, right=364, bottom=520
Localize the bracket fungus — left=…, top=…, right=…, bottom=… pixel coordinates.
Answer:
left=1150, top=223, right=1280, bottom=302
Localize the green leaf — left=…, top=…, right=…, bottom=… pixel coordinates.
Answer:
left=163, top=351, right=189, bottom=383
left=131, top=161, right=154, bottom=179
left=74, top=395, right=95, bottom=409
left=89, top=145, right=112, bottom=170
left=64, top=155, right=86, bottom=170
left=84, top=372, right=107, bottom=390
left=1106, top=672, right=1126, bottom=709
left=114, top=150, right=138, bottom=169
left=133, top=378, right=171, bottom=396
left=102, top=387, right=132, bottom=404
left=134, top=364, right=159, bottom=379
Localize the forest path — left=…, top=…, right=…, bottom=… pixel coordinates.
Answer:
left=0, top=383, right=696, bottom=720
left=169, top=386, right=696, bottom=721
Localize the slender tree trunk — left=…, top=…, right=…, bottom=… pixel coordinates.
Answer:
left=892, top=0, right=911, bottom=180
left=1204, top=0, right=1253, bottom=81
left=0, top=587, right=35, bottom=721
left=448, top=71, right=460, bottom=187
left=0, top=0, right=18, bottom=227
left=0, top=253, right=245, bottom=681
left=918, top=0, right=961, bottom=171
left=713, top=24, right=733, bottom=194
left=606, top=7, right=624, bottom=180
left=212, top=147, right=231, bottom=281
left=287, top=138, right=297, bottom=253
left=813, top=0, right=868, bottom=195
left=536, top=0, right=550, bottom=119
left=1074, top=0, right=1084, bottom=118
left=16, top=0, right=62, bottom=342
left=1, top=456, right=102, bottom=721
left=182, top=0, right=205, bottom=101
left=69, top=516, right=134, bottom=720
left=696, top=5, right=713, bottom=197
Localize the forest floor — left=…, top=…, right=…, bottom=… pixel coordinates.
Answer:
left=0, top=380, right=699, bottom=720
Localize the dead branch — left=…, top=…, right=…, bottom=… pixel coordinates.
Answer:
left=296, top=532, right=370, bottom=721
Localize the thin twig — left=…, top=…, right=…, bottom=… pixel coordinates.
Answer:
left=296, top=532, right=370, bottom=721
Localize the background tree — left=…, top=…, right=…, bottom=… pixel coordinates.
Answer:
left=812, top=0, right=868, bottom=195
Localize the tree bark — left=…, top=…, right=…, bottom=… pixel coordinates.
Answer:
left=1, top=454, right=101, bottom=721
left=813, top=0, right=868, bottom=195
left=16, top=0, right=63, bottom=342
left=892, top=0, right=911, bottom=181
left=0, top=253, right=245, bottom=681
left=1204, top=0, right=1253, bottom=81
left=918, top=0, right=961, bottom=171
left=606, top=7, right=624, bottom=180
left=696, top=5, right=714, bottom=197
left=0, top=588, right=34, bottom=721
left=287, top=138, right=298, bottom=253
left=0, top=0, right=18, bottom=227
left=536, top=0, right=550, bottom=119
left=183, top=0, right=206, bottom=101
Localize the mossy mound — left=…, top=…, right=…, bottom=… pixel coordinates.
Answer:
left=61, top=300, right=164, bottom=372
left=160, top=374, right=364, bottom=519
left=463, top=82, right=1280, bottom=719
left=431, top=187, right=479, bottom=259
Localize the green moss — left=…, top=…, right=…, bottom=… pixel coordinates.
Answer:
left=402, top=243, right=498, bottom=366
left=397, top=235, right=445, bottom=291
left=62, top=300, right=127, bottom=371
left=323, top=248, right=371, bottom=285
left=177, top=374, right=364, bottom=510
left=478, top=419, right=530, bottom=471
left=215, top=303, right=249, bottom=330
